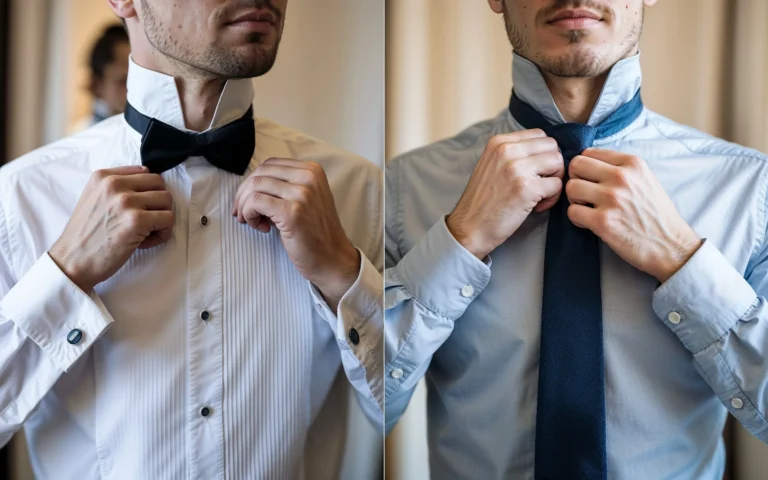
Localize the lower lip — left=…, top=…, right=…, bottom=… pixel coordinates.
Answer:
left=226, top=20, right=274, bottom=33
left=548, top=17, right=601, bottom=29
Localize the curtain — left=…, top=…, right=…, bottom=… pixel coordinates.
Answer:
left=384, top=1, right=768, bottom=479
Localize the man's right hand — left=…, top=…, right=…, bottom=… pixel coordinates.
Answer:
left=49, top=166, right=175, bottom=293
left=446, top=129, right=564, bottom=259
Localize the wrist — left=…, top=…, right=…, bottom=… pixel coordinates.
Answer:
left=313, top=243, right=361, bottom=311
left=48, top=244, right=95, bottom=293
left=445, top=214, right=491, bottom=260
left=653, top=231, right=703, bottom=284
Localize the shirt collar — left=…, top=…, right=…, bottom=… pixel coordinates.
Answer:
left=511, top=51, right=642, bottom=127
left=126, top=56, right=254, bottom=132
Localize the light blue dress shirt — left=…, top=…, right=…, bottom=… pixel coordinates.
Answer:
left=385, top=52, right=768, bottom=479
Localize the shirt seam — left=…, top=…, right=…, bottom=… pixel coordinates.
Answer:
left=647, top=113, right=768, bottom=161
left=647, top=114, right=768, bottom=269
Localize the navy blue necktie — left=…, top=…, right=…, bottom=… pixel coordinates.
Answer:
left=508, top=90, right=643, bottom=480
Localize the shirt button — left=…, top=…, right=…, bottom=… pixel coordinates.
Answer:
left=460, top=285, right=474, bottom=298
left=667, top=311, right=682, bottom=325
left=200, top=406, right=211, bottom=417
left=200, top=215, right=209, bottom=227
left=391, top=368, right=404, bottom=379
left=731, top=398, right=744, bottom=409
left=348, top=328, right=360, bottom=345
left=67, top=329, right=83, bottom=345
left=200, top=311, right=210, bottom=321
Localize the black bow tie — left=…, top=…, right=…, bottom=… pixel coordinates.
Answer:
left=123, top=102, right=255, bottom=175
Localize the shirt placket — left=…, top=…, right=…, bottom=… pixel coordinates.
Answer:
left=184, top=160, right=225, bottom=479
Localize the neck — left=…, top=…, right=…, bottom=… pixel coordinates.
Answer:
left=173, top=77, right=227, bottom=132
left=541, top=72, right=607, bottom=124
left=130, top=44, right=227, bottom=132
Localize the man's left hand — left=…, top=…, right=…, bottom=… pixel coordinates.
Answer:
left=233, top=158, right=360, bottom=311
left=565, top=148, right=703, bottom=283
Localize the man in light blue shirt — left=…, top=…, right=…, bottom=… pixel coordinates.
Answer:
left=385, top=0, right=768, bottom=478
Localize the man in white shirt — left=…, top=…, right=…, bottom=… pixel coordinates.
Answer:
left=0, top=1, right=383, bottom=478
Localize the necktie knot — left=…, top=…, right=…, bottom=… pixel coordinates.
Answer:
left=545, top=123, right=597, bottom=161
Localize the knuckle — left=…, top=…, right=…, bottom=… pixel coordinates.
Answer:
left=497, top=142, right=521, bottom=159
left=565, top=179, right=576, bottom=196
left=594, top=213, right=609, bottom=233
left=604, top=188, right=621, bottom=205
left=597, top=211, right=614, bottom=232
left=116, top=192, right=132, bottom=209
left=486, top=135, right=503, bottom=151
left=250, top=175, right=264, bottom=188
left=92, top=169, right=109, bottom=182
left=298, top=169, right=314, bottom=184
left=306, top=162, right=326, bottom=180
left=161, top=191, right=174, bottom=207
left=305, top=161, right=321, bottom=172
left=103, top=176, right=121, bottom=194
left=295, top=186, right=311, bottom=203
left=511, top=174, right=530, bottom=192
left=626, top=155, right=643, bottom=168
left=505, top=160, right=524, bottom=178
left=289, top=202, right=303, bottom=220
left=613, top=169, right=630, bottom=186
left=543, top=136, right=558, bottom=150
left=569, top=156, right=582, bottom=171
left=125, top=210, right=143, bottom=230
left=153, top=174, right=166, bottom=188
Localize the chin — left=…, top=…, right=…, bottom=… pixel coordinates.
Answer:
left=535, top=46, right=609, bottom=78
left=235, top=52, right=279, bottom=78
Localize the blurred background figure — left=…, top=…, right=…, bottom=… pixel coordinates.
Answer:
left=71, top=24, right=129, bottom=131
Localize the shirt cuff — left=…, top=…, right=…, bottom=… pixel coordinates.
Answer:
left=394, top=216, right=491, bottom=320
left=310, top=249, right=383, bottom=345
left=652, top=240, right=757, bottom=353
left=0, top=253, right=114, bottom=372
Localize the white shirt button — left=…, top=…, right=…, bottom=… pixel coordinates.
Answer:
left=731, top=397, right=744, bottom=409
left=667, top=311, right=682, bottom=325
left=391, top=368, right=404, bottom=379
left=460, top=285, right=474, bottom=298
